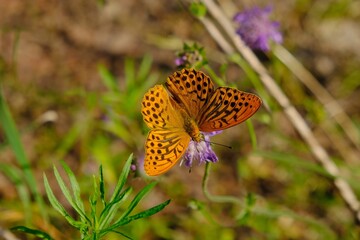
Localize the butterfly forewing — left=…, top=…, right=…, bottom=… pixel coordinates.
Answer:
left=141, top=85, right=183, bottom=129
left=165, top=68, right=215, bottom=119
left=198, top=87, right=262, bottom=132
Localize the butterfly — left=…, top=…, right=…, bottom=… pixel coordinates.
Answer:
left=141, top=68, right=262, bottom=176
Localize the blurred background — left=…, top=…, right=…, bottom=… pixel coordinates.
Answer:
left=0, top=0, right=360, bottom=239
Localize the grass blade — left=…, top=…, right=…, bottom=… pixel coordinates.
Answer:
left=0, top=89, right=47, bottom=221
left=0, top=163, right=31, bottom=223
left=98, top=64, right=119, bottom=92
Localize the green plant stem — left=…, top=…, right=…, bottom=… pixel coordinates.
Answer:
left=202, top=162, right=241, bottom=204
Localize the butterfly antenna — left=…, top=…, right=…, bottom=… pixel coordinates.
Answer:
left=205, top=140, right=232, bottom=149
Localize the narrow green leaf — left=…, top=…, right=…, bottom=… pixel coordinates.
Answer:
left=246, top=120, right=257, bottom=149
left=99, top=165, right=106, bottom=206
left=60, top=161, right=85, bottom=217
left=89, top=175, right=99, bottom=232
left=53, top=165, right=89, bottom=223
left=109, top=154, right=133, bottom=203
left=124, top=58, right=135, bottom=90
left=98, top=64, right=119, bottom=92
left=110, top=230, right=133, bottom=240
left=43, top=174, right=83, bottom=228
left=0, top=164, right=31, bottom=223
left=11, top=226, right=54, bottom=240
left=117, top=181, right=157, bottom=221
left=103, top=199, right=171, bottom=233
left=99, top=187, right=132, bottom=229
left=54, top=122, right=83, bottom=162
left=0, top=90, right=47, bottom=221
left=137, top=54, right=153, bottom=83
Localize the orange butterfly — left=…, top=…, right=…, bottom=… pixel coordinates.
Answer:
left=141, top=69, right=262, bottom=176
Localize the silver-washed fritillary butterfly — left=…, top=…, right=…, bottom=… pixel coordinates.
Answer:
left=141, top=69, right=262, bottom=176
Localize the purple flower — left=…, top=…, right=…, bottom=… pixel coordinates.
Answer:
left=130, top=164, right=137, bottom=171
left=181, top=131, right=221, bottom=168
left=233, top=6, right=282, bottom=51
left=175, top=55, right=188, bottom=67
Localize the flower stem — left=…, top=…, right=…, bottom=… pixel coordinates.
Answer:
left=202, top=162, right=242, bottom=204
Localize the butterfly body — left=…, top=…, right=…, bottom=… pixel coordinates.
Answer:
left=180, top=109, right=204, bottom=143
left=141, top=69, right=262, bottom=176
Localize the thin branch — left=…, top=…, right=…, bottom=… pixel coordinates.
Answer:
left=199, top=0, right=360, bottom=222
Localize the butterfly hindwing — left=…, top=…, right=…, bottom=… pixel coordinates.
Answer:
left=198, top=87, right=262, bottom=132
left=144, top=129, right=191, bottom=176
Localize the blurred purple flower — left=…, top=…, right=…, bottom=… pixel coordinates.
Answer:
left=181, top=131, right=222, bottom=168
left=130, top=164, right=137, bottom=171
left=175, top=55, right=188, bottom=67
left=233, top=6, right=282, bottom=51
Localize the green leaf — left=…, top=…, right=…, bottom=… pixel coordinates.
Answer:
left=98, top=64, right=119, bottom=92
left=124, top=58, right=135, bottom=90
left=103, top=199, right=171, bottom=233
left=109, top=154, right=133, bottom=203
left=43, top=174, right=83, bottom=228
left=116, top=181, right=157, bottom=221
left=11, top=226, right=54, bottom=240
left=52, top=165, right=90, bottom=224
left=0, top=89, right=47, bottom=221
left=60, top=161, right=85, bottom=219
left=99, top=187, right=132, bottom=229
left=89, top=175, right=99, bottom=231
left=246, top=120, right=257, bottom=149
left=111, top=230, right=133, bottom=240
left=0, top=163, right=31, bottom=223
left=99, top=165, right=106, bottom=206
left=137, top=54, right=153, bottom=83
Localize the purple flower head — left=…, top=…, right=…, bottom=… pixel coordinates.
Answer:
left=181, top=131, right=222, bottom=168
left=175, top=55, right=188, bottom=67
left=233, top=6, right=282, bottom=51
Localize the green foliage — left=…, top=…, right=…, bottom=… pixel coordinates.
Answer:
left=11, top=226, right=54, bottom=239
left=0, top=88, right=47, bottom=223
left=39, top=154, right=170, bottom=239
left=189, top=2, right=207, bottom=17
